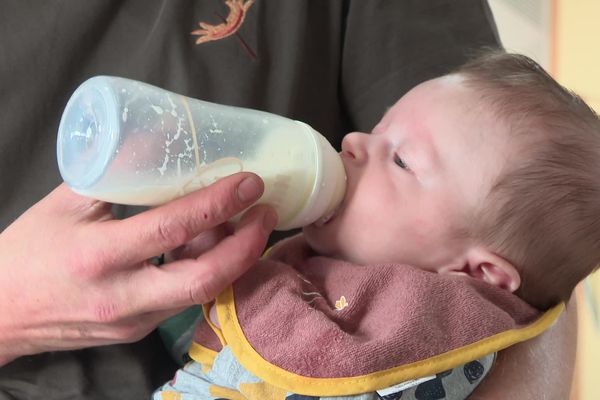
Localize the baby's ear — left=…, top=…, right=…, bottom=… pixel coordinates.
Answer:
left=440, top=247, right=521, bottom=292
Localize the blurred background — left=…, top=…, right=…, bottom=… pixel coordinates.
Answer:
left=487, top=0, right=600, bottom=398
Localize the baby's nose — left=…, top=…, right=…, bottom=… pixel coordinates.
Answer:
left=341, top=132, right=369, bottom=163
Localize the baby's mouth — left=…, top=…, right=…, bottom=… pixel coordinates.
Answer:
left=313, top=203, right=343, bottom=227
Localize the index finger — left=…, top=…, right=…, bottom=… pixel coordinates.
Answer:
left=100, top=172, right=265, bottom=265
left=93, top=203, right=277, bottom=319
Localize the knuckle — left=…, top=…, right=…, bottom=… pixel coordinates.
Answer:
left=91, top=300, right=122, bottom=324
left=154, top=215, right=192, bottom=249
left=62, top=240, right=96, bottom=278
left=66, top=233, right=120, bottom=281
left=185, top=269, right=216, bottom=305
left=67, top=257, right=105, bottom=281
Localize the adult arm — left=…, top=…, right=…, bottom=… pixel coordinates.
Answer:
left=470, top=298, right=578, bottom=399
left=0, top=172, right=277, bottom=366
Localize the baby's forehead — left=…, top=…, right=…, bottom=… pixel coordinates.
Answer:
left=388, top=74, right=471, bottom=112
left=437, top=73, right=467, bottom=86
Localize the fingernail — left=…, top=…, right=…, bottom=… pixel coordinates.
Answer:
left=237, top=177, right=262, bottom=203
left=263, top=208, right=279, bottom=230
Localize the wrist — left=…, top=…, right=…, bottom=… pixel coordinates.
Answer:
left=0, top=355, right=16, bottom=367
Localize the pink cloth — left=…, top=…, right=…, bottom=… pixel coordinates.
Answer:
left=195, top=234, right=541, bottom=378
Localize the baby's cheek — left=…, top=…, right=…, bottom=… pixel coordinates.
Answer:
left=413, top=199, right=458, bottom=242
left=411, top=218, right=455, bottom=261
left=303, top=226, right=337, bottom=257
left=411, top=216, right=437, bottom=244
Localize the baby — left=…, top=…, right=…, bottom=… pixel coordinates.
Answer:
left=154, top=51, right=600, bottom=400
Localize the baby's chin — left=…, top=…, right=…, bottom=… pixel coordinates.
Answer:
left=302, top=224, right=336, bottom=256
left=302, top=224, right=349, bottom=261
left=301, top=226, right=375, bottom=265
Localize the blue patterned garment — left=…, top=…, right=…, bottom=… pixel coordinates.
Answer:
left=152, top=346, right=495, bottom=400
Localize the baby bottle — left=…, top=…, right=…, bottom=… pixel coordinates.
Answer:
left=56, top=76, right=346, bottom=230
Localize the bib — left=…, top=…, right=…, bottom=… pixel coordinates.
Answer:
left=191, top=235, right=563, bottom=397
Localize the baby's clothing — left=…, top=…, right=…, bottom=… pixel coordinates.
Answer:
left=155, top=235, right=563, bottom=399
left=154, top=349, right=496, bottom=400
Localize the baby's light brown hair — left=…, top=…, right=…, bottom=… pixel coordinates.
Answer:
left=454, top=50, right=600, bottom=310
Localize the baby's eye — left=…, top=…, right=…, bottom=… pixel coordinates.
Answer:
left=393, top=153, right=410, bottom=170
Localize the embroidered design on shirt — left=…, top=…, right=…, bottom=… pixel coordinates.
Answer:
left=191, top=0, right=253, bottom=44
left=191, top=0, right=256, bottom=59
left=335, top=296, right=348, bottom=311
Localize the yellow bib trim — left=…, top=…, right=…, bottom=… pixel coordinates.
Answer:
left=216, top=285, right=564, bottom=397
left=189, top=342, right=219, bottom=370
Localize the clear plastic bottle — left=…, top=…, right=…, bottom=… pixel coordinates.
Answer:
left=56, top=76, right=346, bottom=230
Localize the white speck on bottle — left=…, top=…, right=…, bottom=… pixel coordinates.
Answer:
left=157, top=153, right=169, bottom=175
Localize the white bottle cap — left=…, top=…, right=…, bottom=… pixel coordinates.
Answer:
left=277, top=123, right=347, bottom=230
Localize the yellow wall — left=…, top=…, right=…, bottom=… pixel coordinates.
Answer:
left=555, top=0, right=600, bottom=112
left=554, top=2, right=600, bottom=399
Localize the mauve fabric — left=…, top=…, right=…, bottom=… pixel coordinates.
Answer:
left=205, top=235, right=541, bottom=378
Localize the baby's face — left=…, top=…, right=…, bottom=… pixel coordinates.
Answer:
left=304, top=75, right=514, bottom=271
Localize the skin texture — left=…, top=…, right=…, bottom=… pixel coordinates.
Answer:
left=0, top=172, right=277, bottom=366
left=304, top=76, right=520, bottom=291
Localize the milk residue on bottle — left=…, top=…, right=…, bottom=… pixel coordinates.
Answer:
left=58, top=76, right=345, bottom=230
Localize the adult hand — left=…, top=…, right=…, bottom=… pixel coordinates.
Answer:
left=0, top=172, right=277, bottom=366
